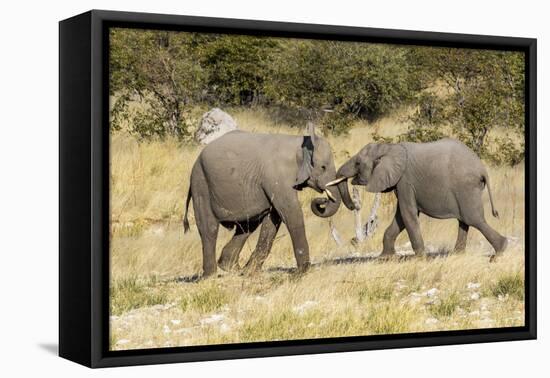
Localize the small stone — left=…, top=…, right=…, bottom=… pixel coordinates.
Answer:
left=220, top=323, right=231, bottom=333
left=292, top=301, right=318, bottom=315
left=498, top=294, right=508, bottom=302
left=425, top=318, right=439, bottom=325
left=470, top=292, right=481, bottom=300
left=171, top=319, right=181, bottom=325
left=116, top=339, right=130, bottom=345
left=467, top=282, right=481, bottom=290
left=426, top=288, right=439, bottom=297
left=200, top=314, right=225, bottom=325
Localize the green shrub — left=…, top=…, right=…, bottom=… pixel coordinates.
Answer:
left=490, top=273, right=524, bottom=300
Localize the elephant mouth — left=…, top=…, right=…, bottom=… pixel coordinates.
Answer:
left=351, top=176, right=367, bottom=185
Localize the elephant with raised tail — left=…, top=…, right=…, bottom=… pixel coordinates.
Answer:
left=327, top=138, right=507, bottom=258
left=183, top=123, right=354, bottom=277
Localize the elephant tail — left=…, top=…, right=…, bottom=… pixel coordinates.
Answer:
left=183, top=186, right=192, bottom=233
left=482, top=174, right=499, bottom=218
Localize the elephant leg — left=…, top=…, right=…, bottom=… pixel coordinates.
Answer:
left=453, top=221, right=469, bottom=253
left=380, top=205, right=406, bottom=257
left=243, top=211, right=282, bottom=273
left=398, top=198, right=425, bottom=256
left=472, top=221, right=508, bottom=254
left=191, top=165, right=219, bottom=277
left=272, top=195, right=311, bottom=273
left=195, top=209, right=219, bottom=277
left=218, top=226, right=252, bottom=272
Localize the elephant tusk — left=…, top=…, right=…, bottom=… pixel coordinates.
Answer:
left=325, top=176, right=348, bottom=187
left=324, top=188, right=336, bottom=202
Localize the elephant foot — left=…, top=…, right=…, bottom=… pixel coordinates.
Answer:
left=201, top=269, right=217, bottom=279
left=414, top=251, right=427, bottom=260
left=452, top=247, right=467, bottom=255
left=242, top=263, right=261, bottom=276
left=489, top=237, right=509, bottom=263
left=217, top=256, right=241, bottom=272
left=295, top=262, right=311, bottom=274
left=377, top=252, right=396, bottom=261
left=496, top=237, right=508, bottom=254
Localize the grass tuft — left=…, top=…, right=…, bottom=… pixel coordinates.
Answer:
left=429, top=292, right=462, bottom=318
left=490, top=273, right=524, bottom=300
left=180, top=284, right=230, bottom=314
left=110, top=276, right=167, bottom=316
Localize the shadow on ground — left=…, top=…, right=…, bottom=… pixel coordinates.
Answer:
left=172, top=249, right=452, bottom=283
left=38, top=343, right=58, bottom=355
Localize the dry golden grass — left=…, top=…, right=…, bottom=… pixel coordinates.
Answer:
left=109, top=108, right=525, bottom=351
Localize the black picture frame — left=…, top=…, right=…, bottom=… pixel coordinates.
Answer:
left=59, top=9, right=537, bottom=368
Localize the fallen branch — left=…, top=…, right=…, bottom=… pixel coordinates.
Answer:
left=329, top=219, right=343, bottom=246
left=352, top=187, right=365, bottom=243
left=365, top=192, right=381, bottom=238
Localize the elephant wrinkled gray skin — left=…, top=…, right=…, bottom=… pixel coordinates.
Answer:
left=329, top=138, right=507, bottom=258
left=183, top=123, right=354, bottom=277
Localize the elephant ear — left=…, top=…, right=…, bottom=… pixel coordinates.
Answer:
left=294, top=136, right=314, bottom=188
left=294, top=122, right=317, bottom=188
left=366, top=144, right=407, bottom=193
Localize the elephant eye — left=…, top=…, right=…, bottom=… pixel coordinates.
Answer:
left=321, top=165, right=326, bottom=171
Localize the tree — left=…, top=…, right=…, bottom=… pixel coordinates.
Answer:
left=264, top=40, right=418, bottom=135
left=402, top=47, right=524, bottom=164
left=110, top=29, right=209, bottom=139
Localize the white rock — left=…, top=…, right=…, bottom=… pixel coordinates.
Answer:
left=220, top=323, right=231, bottom=333
left=467, top=282, right=481, bottom=290
left=171, top=319, right=181, bottom=325
left=426, top=288, right=439, bottom=297
left=425, top=318, right=439, bottom=325
left=163, top=325, right=171, bottom=334
left=116, top=339, right=130, bottom=345
left=293, top=301, right=318, bottom=315
left=195, top=108, right=238, bottom=144
left=395, top=281, right=408, bottom=291
left=407, top=293, right=423, bottom=305
left=200, top=313, right=225, bottom=325
left=470, top=292, right=481, bottom=300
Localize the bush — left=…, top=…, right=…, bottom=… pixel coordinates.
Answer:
left=264, top=41, right=418, bottom=134
left=402, top=48, right=525, bottom=164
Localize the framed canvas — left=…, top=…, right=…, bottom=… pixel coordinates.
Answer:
left=59, top=10, right=537, bottom=368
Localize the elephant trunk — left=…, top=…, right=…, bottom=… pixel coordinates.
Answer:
left=310, top=185, right=342, bottom=218
left=333, top=157, right=358, bottom=211
left=336, top=178, right=355, bottom=211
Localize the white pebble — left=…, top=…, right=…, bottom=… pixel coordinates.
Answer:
left=426, top=288, right=439, bottom=297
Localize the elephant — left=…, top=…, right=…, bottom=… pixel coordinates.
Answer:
left=327, top=138, right=507, bottom=258
left=183, top=123, right=354, bottom=277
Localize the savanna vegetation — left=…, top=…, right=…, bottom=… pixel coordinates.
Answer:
left=110, top=28, right=524, bottom=165
left=109, top=29, right=525, bottom=350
